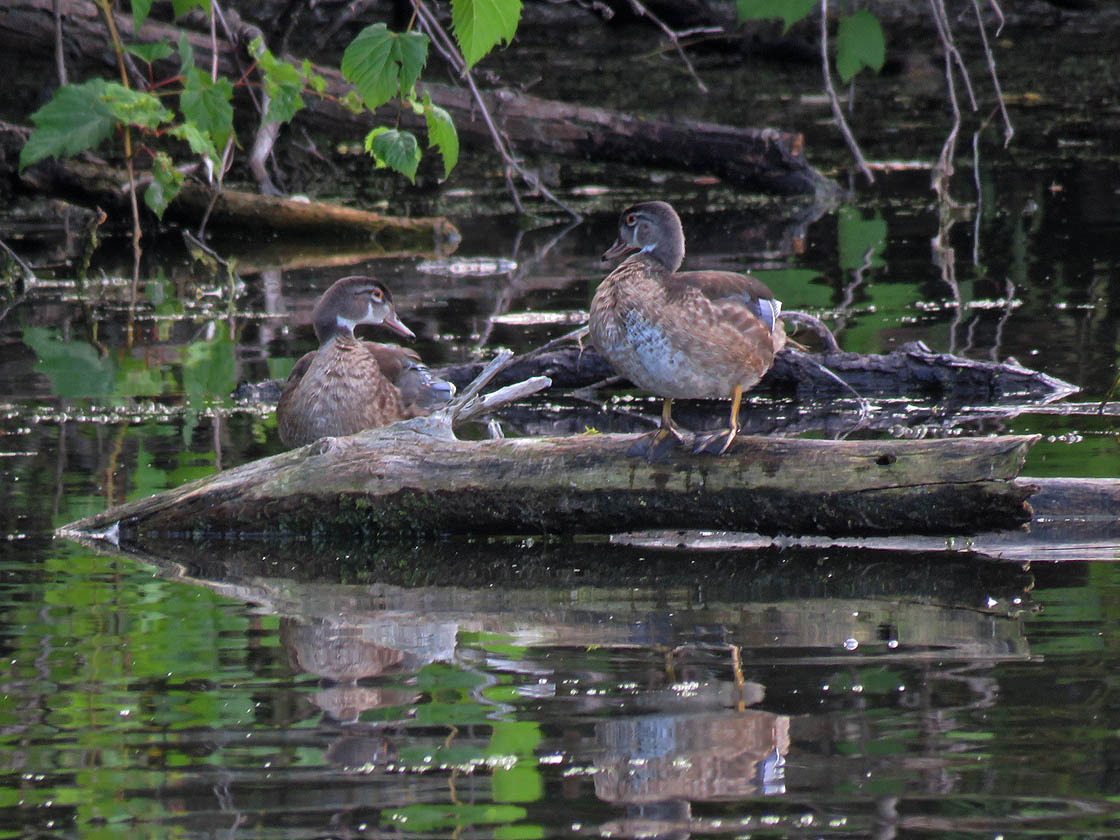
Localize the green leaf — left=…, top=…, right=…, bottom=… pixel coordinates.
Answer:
left=125, top=40, right=173, bottom=64
left=132, top=0, right=154, bottom=29
left=168, top=121, right=220, bottom=165
left=365, top=126, right=421, bottom=182
left=180, top=67, right=234, bottom=154
left=252, top=41, right=307, bottom=124
left=451, top=0, right=522, bottom=68
left=423, top=92, right=459, bottom=180
left=341, top=23, right=429, bottom=111
left=736, top=0, right=816, bottom=29
left=171, top=0, right=210, bottom=16
left=145, top=152, right=185, bottom=218
left=19, top=79, right=172, bottom=170
left=836, top=10, right=885, bottom=82
left=303, top=59, right=327, bottom=94
left=178, top=33, right=194, bottom=75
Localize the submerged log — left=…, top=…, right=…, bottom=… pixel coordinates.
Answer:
left=58, top=423, right=1039, bottom=542
left=15, top=156, right=460, bottom=251
left=1, top=0, right=835, bottom=197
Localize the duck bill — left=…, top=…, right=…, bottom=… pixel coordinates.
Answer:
left=602, top=238, right=636, bottom=262
left=382, top=312, right=416, bottom=340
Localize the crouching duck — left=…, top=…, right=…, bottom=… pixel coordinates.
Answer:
left=277, top=275, right=454, bottom=448
left=589, top=201, right=786, bottom=460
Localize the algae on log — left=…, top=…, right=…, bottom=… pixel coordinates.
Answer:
left=58, top=425, right=1040, bottom=542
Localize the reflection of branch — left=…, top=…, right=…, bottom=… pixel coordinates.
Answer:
left=626, top=0, right=710, bottom=93
left=819, top=0, right=873, bottom=183
left=474, top=218, right=582, bottom=351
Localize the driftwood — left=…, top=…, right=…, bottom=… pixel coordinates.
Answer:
left=59, top=421, right=1040, bottom=541
left=0, top=0, right=836, bottom=198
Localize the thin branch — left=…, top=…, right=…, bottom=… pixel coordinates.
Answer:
left=410, top=1, right=581, bottom=219
left=928, top=0, right=977, bottom=110
left=625, top=0, right=708, bottom=93
left=972, top=0, right=1014, bottom=146
left=819, top=0, right=873, bottom=184
left=52, top=0, right=67, bottom=84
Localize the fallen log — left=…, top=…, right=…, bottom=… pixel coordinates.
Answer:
left=14, top=154, right=460, bottom=252
left=0, top=0, right=837, bottom=198
left=438, top=341, right=1079, bottom=401
left=58, top=419, right=1039, bottom=541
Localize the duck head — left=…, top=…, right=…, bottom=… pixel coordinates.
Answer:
left=602, top=201, right=685, bottom=272
left=311, top=275, right=416, bottom=343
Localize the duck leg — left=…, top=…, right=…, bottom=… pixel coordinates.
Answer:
left=694, top=385, right=743, bottom=455
left=629, top=397, right=686, bottom=461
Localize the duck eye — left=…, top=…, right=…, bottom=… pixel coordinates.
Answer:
left=371, top=289, right=383, bottom=301
left=626, top=214, right=637, bottom=226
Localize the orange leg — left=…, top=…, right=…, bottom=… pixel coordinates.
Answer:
left=694, top=385, right=743, bottom=455
left=628, top=397, right=686, bottom=461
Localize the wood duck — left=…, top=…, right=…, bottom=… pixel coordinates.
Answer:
left=276, top=275, right=454, bottom=448
left=589, top=201, right=786, bottom=459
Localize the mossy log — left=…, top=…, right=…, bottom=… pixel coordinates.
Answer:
left=59, top=422, right=1039, bottom=542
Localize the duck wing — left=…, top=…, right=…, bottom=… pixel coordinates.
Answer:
left=673, top=270, right=783, bottom=333
left=363, top=342, right=456, bottom=409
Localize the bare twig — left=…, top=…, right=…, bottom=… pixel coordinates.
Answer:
left=971, top=0, right=1013, bottom=146
left=410, top=1, right=581, bottom=219
left=819, top=0, right=874, bottom=184
left=52, top=0, right=67, bottom=85
left=94, top=0, right=143, bottom=347
left=626, top=0, right=709, bottom=93
left=928, top=0, right=977, bottom=111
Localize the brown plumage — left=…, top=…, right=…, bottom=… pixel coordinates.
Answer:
left=589, top=201, right=786, bottom=459
left=276, top=276, right=454, bottom=448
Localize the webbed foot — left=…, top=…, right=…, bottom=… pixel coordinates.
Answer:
left=693, top=427, right=738, bottom=455
left=628, top=424, right=686, bottom=462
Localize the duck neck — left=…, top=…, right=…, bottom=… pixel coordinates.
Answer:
left=636, top=236, right=684, bottom=274
left=314, top=311, right=358, bottom=346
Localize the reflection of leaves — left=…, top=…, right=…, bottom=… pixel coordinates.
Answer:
left=22, top=326, right=116, bottom=398
left=383, top=803, right=526, bottom=833
left=488, top=722, right=542, bottom=803
left=837, top=207, right=887, bottom=272
left=180, top=330, right=236, bottom=401
left=751, top=268, right=829, bottom=310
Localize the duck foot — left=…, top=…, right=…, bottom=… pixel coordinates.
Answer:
left=693, top=427, right=738, bottom=455
left=628, top=426, right=686, bottom=462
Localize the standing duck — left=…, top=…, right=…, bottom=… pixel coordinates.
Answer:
left=276, top=275, right=454, bottom=448
left=589, top=201, right=786, bottom=459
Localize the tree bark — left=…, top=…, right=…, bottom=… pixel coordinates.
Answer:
left=1, top=0, right=838, bottom=198
left=58, top=423, right=1039, bottom=541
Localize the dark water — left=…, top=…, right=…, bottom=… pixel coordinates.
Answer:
left=4, top=9, right=1120, bottom=838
